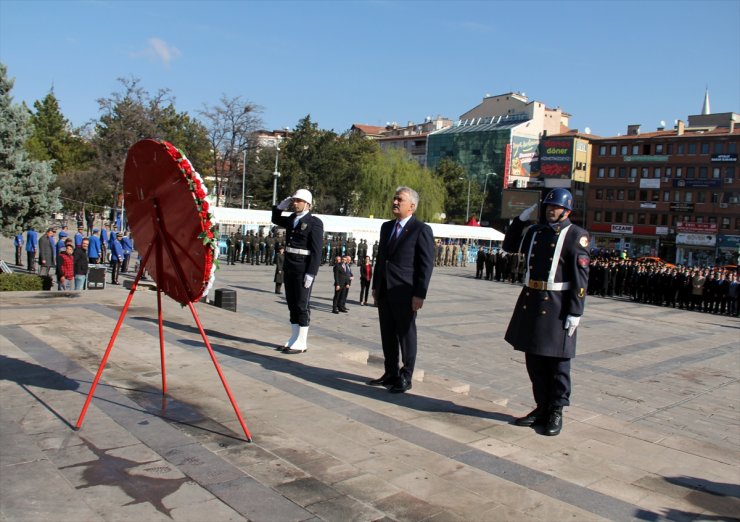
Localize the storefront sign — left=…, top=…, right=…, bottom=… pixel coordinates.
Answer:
left=670, top=203, right=694, bottom=212
left=676, top=233, right=716, bottom=246
left=640, top=179, right=661, bottom=189
left=623, top=155, right=669, bottom=162
left=539, top=138, right=573, bottom=178
left=611, top=224, right=633, bottom=234
left=717, top=235, right=740, bottom=248
left=711, top=154, right=737, bottom=163
left=674, top=179, right=722, bottom=188
left=677, top=222, right=718, bottom=233
left=510, top=135, right=541, bottom=178
left=640, top=202, right=657, bottom=209
left=655, top=226, right=669, bottom=236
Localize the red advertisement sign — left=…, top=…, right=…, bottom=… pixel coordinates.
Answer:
left=676, top=222, right=718, bottom=233
left=503, top=143, right=511, bottom=188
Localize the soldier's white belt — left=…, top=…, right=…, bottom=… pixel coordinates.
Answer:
left=286, top=247, right=310, bottom=256
left=526, top=280, right=571, bottom=291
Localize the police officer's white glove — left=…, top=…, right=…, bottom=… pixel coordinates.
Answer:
left=518, top=204, right=537, bottom=222
left=277, top=197, right=292, bottom=211
left=303, top=274, right=314, bottom=288
left=564, top=315, right=580, bottom=337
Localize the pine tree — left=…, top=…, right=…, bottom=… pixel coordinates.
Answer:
left=0, top=63, right=61, bottom=236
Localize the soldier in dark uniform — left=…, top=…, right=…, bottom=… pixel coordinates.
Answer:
left=272, top=189, right=324, bottom=354
left=265, top=234, right=275, bottom=265
left=274, top=246, right=285, bottom=294
left=226, top=233, right=235, bottom=265
left=371, top=240, right=379, bottom=264
left=475, top=247, right=486, bottom=279
left=503, top=188, right=590, bottom=437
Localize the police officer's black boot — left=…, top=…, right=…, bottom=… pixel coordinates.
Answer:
left=514, top=407, right=547, bottom=427
left=544, top=407, right=563, bottom=436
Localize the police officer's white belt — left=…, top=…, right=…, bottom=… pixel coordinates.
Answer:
left=527, top=280, right=571, bottom=291
left=286, top=247, right=310, bottom=256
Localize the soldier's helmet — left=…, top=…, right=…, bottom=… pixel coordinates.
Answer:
left=543, top=188, right=573, bottom=210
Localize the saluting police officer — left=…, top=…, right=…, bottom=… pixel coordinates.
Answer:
left=502, top=188, right=590, bottom=436
left=272, top=189, right=324, bottom=354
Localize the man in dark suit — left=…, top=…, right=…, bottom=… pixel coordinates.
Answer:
left=332, top=255, right=348, bottom=313
left=503, top=188, right=590, bottom=436
left=369, top=186, right=435, bottom=394
left=272, top=189, right=324, bottom=354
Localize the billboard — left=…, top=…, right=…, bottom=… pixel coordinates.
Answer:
left=538, top=138, right=573, bottom=178
left=501, top=189, right=541, bottom=219
left=510, top=135, right=540, bottom=178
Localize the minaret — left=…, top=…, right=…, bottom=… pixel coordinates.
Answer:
left=701, top=88, right=710, bottom=115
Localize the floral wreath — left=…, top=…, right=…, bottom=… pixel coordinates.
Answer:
left=161, top=140, right=218, bottom=301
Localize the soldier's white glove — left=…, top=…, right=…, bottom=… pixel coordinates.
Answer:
left=519, top=204, right=537, bottom=222
left=303, top=274, right=314, bottom=288
left=277, top=197, right=292, bottom=211
left=564, top=315, right=580, bottom=337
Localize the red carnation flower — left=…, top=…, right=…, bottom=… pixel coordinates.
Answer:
left=201, top=200, right=209, bottom=212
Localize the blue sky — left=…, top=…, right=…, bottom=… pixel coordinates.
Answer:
left=1, top=0, right=738, bottom=137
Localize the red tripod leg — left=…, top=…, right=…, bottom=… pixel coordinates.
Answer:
left=75, top=243, right=154, bottom=429
left=156, top=240, right=167, bottom=395
left=187, top=302, right=252, bottom=442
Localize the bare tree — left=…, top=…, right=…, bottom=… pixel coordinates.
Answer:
left=199, top=96, right=263, bottom=207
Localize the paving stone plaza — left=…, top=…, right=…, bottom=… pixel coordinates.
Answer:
left=1, top=243, right=738, bottom=521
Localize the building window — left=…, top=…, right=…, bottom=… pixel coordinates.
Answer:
left=696, top=216, right=704, bottom=223
left=606, top=189, right=615, bottom=200
left=736, top=217, right=740, bottom=229
left=660, top=214, right=668, bottom=226
left=641, top=167, right=649, bottom=178
left=595, top=189, right=604, bottom=200
left=632, top=144, right=640, bottom=155
left=686, top=167, right=695, bottom=179
left=598, top=167, right=605, bottom=178
left=699, top=167, right=708, bottom=179
left=677, top=143, right=685, bottom=154
left=671, top=215, right=678, bottom=226
left=640, top=189, right=648, bottom=201
left=697, top=191, right=706, bottom=203
left=615, top=211, right=623, bottom=222
left=610, top=145, right=617, bottom=155
left=714, top=142, right=724, bottom=154
left=628, top=189, right=636, bottom=200
left=721, top=217, right=731, bottom=229
left=649, top=214, right=658, bottom=225
left=655, top=144, right=664, bottom=154
left=713, top=167, right=721, bottom=179
left=665, top=167, right=672, bottom=178
left=663, top=191, right=670, bottom=202
left=673, top=191, right=680, bottom=202
left=638, top=213, right=646, bottom=224
left=711, top=193, right=720, bottom=204
left=604, top=211, right=612, bottom=222
left=619, top=167, right=626, bottom=178
left=685, top=191, right=693, bottom=203
left=599, top=145, right=606, bottom=155
left=654, top=167, right=661, bottom=178
left=643, top=144, right=651, bottom=155
left=617, top=189, right=625, bottom=200
left=688, top=143, right=697, bottom=154
left=701, top=143, right=710, bottom=154
left=594, top=211, right=602, bottom=222
left=651, top=190, right=659, bottom=202
left=667, top=143, right=673, bottom=154
left=630, top=168, right=638, bottom=178
left=621, top=145, right=628, bottom=155
left=729, top=142, right=737, bottom=153
left=726, top=167, right=735, bottom=180
left=627, top=213, right=635, bottom=224
left=676, top=167, right=682, bottom=178
left=608, top=167, right=616, bottom=178
left=708, top=216, right=716, bottom=224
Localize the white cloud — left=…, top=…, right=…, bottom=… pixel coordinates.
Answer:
left=131, top=37, right=181, bottom=66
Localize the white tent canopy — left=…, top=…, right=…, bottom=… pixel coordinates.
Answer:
left=211, top=207, right=504, bottom=243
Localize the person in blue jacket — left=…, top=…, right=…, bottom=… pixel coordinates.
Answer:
left=25, top=227, right=38, bottom=272
left=14, top=231, right=24, bottom=266
left=100, top=225, right=109, bottom=261
left=74, top=225, right=84, bottom=247
left=120, top=232, right=133, bottom=273
left=56, top=231, right=69, bottom=255
left=109, top=232, right=124, bottom=285
left=88, top=228, right=102, bottom=264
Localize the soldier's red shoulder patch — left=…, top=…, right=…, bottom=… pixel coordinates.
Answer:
left=577, top=254, right=589, bottom=268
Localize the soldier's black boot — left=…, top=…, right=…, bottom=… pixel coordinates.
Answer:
left=514, top=407, right=547, bottom=427
left=544, top=407, right=563, bottom=436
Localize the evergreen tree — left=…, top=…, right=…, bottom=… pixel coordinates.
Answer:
left=0, top=63, right=61, bottom=236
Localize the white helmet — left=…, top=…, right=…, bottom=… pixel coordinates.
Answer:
left=292, top=189, right=313, bottom=206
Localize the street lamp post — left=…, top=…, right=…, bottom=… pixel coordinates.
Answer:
left=272, top=138, right=281, bottom=206
left=465, top=177, right=471, bottom=222
left=479, top=172, right=497, bottom=221
left=241, top=149, right=247, bottom=209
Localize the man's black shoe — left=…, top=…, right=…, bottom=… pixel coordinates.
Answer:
left=514, top=408, right=547, bottom=427
left=366, top=374, right=396, bottom=386
left=544, top=408, right=563, bottom=436
left=332, top=309, right=339, bottom=314
left=340, top=309, right=349, bottom=313
left=282, top=347, right=307, bottom=355
left=389, top=378, right=412, bottom=394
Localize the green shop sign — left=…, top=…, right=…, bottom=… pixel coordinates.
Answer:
left=623, top=155, right=670, bottom=162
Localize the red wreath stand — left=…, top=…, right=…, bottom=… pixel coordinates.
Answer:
left=75, top=139, right=252, bottom=442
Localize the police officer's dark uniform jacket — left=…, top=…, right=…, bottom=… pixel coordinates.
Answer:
left=503, top=216, right=590, bottom=359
